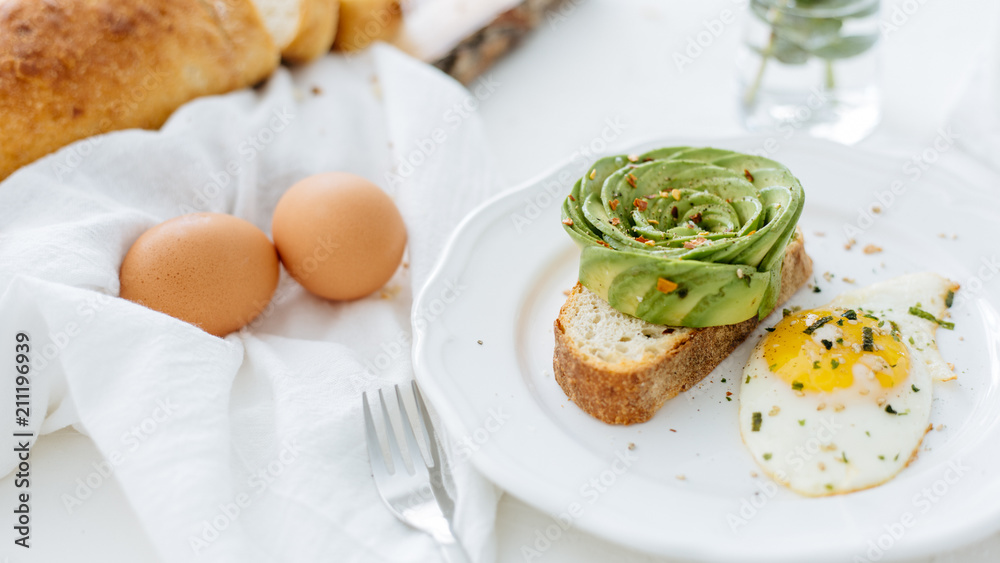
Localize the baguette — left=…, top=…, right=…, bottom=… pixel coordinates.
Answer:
left=0, top=0, right=279, bottom=181
left=250, top=0, right=339, bottom=63
left=333, top=0, right=402, bottom=52
left=553, top=230, right=813, bottom=425
left=281, top=0, right=340, bottom=63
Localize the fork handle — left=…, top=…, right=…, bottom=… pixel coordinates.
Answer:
left=438, top=540, right=472, bottom=563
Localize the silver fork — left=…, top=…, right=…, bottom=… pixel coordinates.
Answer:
left=363, top=382, right=471, bottom=563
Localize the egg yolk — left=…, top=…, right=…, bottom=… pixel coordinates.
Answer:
left=763, top=308, right=911, bottom=392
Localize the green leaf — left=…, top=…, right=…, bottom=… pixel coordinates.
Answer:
left=808, top=34, right=878, bottom=59
left=773, top=17, right=843, bottom=51
left=769, top=37, right=811, bottom=65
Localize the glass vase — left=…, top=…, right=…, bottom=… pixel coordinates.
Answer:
left=739, top=0, right=881, bottom=144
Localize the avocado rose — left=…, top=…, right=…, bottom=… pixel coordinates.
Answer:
left=561, top=147, right=805, bottom=327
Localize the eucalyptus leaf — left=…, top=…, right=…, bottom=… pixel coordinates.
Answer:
left=777, top=0, right=879, bottom=17
left=808, top=34, right=878, bottom=59
left=744, top=0, right=879, bottom=106
left=849, top=3, right=880, bottom=18
left=771, top=37, right=811, bottom=65
left=772, top=17, right=843, bottom=50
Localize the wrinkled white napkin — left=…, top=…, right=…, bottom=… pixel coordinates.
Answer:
left=0, top=44, right=502, bottom=563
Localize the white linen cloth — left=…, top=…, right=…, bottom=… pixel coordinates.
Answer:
left=0, top=45, right=502, bottom=563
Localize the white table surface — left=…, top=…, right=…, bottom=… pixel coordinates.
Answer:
left=4, top=0, right=999, bottom=561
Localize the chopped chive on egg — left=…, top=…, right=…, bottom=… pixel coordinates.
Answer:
left=738, top=273, right=960, bottom=497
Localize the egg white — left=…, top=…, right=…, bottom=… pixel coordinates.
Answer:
left=739, top=273, right=958, bottom=496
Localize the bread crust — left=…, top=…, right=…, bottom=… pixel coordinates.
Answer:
left=553, top=232, right=814, bottom=425
left=282, top=0, right=339, bottom=63
left=0, top=0, right=279, bottom=181
left=333, top=0, right=402, bottom=52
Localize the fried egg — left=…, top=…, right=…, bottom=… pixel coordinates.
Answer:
left=739, top=273, right=959, bottom=496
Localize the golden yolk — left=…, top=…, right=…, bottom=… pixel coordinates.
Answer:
left=762, top=308, right=911, bottom=392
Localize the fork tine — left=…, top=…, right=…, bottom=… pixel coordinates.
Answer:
left=379, top=387, right=412, bottom=475
left=395, top=384, right=430, bottom=468
left=411, top=381, right=442, bottom=469
left=362, top=391, right=392, bottom=476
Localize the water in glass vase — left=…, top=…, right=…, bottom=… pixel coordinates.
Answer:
left=739, top=0, right=881, bottom=144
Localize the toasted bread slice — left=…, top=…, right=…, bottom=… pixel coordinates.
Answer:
left=553, top=231, right=813, bottom=425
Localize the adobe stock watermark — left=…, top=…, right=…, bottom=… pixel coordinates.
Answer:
left=546, top=0, right=585, bottom=29
left=61, top=398, right=178, bottom=513
left=728, top=416, right=843, bottom=531
left=742, top=86, right=830, bottom=160
left=384, top=74, right=500, bottom=191
left=880, top=0, right=932, bottom=41
left=509, top=116, right=628, bottom=233
left=949, top=254, right=1000, bottom=313
left=31, top=285, right=116, bottom=377
left=338, top=2, right=402, bottom=53
left=189, top=439, right=302, bottom=554
left=179, top=106, right=296, bottom=214
left=520, top=447, right=639, bottom=561
left=451, top=406, right=511, bottom=463
left=842, top=127, right=958, bottom=240
left=362, top=279, right=467, bottom=379
left=49, top=67, right=168, bottom=180
left=388, top=405, right=510, bottom=519
left=673, top=1, right=748, bottom=73
left=854, top=459, right=969, bottom=562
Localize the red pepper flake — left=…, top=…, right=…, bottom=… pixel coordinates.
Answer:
left=635, top=236, right=652, bottom=243
left=744, top=169, right=754, bottom=182
left=609, top=199, right=620, bottom=211
left=610, top=217, right=621, bottom=226
left=726, top=391, right=733, bottom=396
left=626, top=173, right=638, bottom=188
left=671, top=206, right=679, bottom=219
left=633, top=198, right=648, bottom=211
left=643, top=157, right=654, bottom=162
left=748, top=230, right=756, bottom=236
left=562, top=218, right=574, bottom=226
left=656, top=278, right=678, bottom=293
left=568, top=194, right=576, bottom=202
left=683, top=237, right=708, bottom=249
left=689, top=212, right=702, bottom=224
left=597, top=240, right=611, bottom=248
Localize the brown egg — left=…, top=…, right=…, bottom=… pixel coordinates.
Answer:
left=119, top=213, right=280, bottom=337
left=272, top=172, right=407, bottom=300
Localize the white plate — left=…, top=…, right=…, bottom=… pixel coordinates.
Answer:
left=412, top=137, right=1000, bottom=562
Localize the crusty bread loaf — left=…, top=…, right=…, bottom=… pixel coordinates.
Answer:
left=281, top=0, right=340, bottom=63
left=553, top=231, right=813, bottom=425
left=0, top=0, right=279, bottom=181
left=333, top=0, right=402, bottom=52
left=250, top=0, right=339, bottom=63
